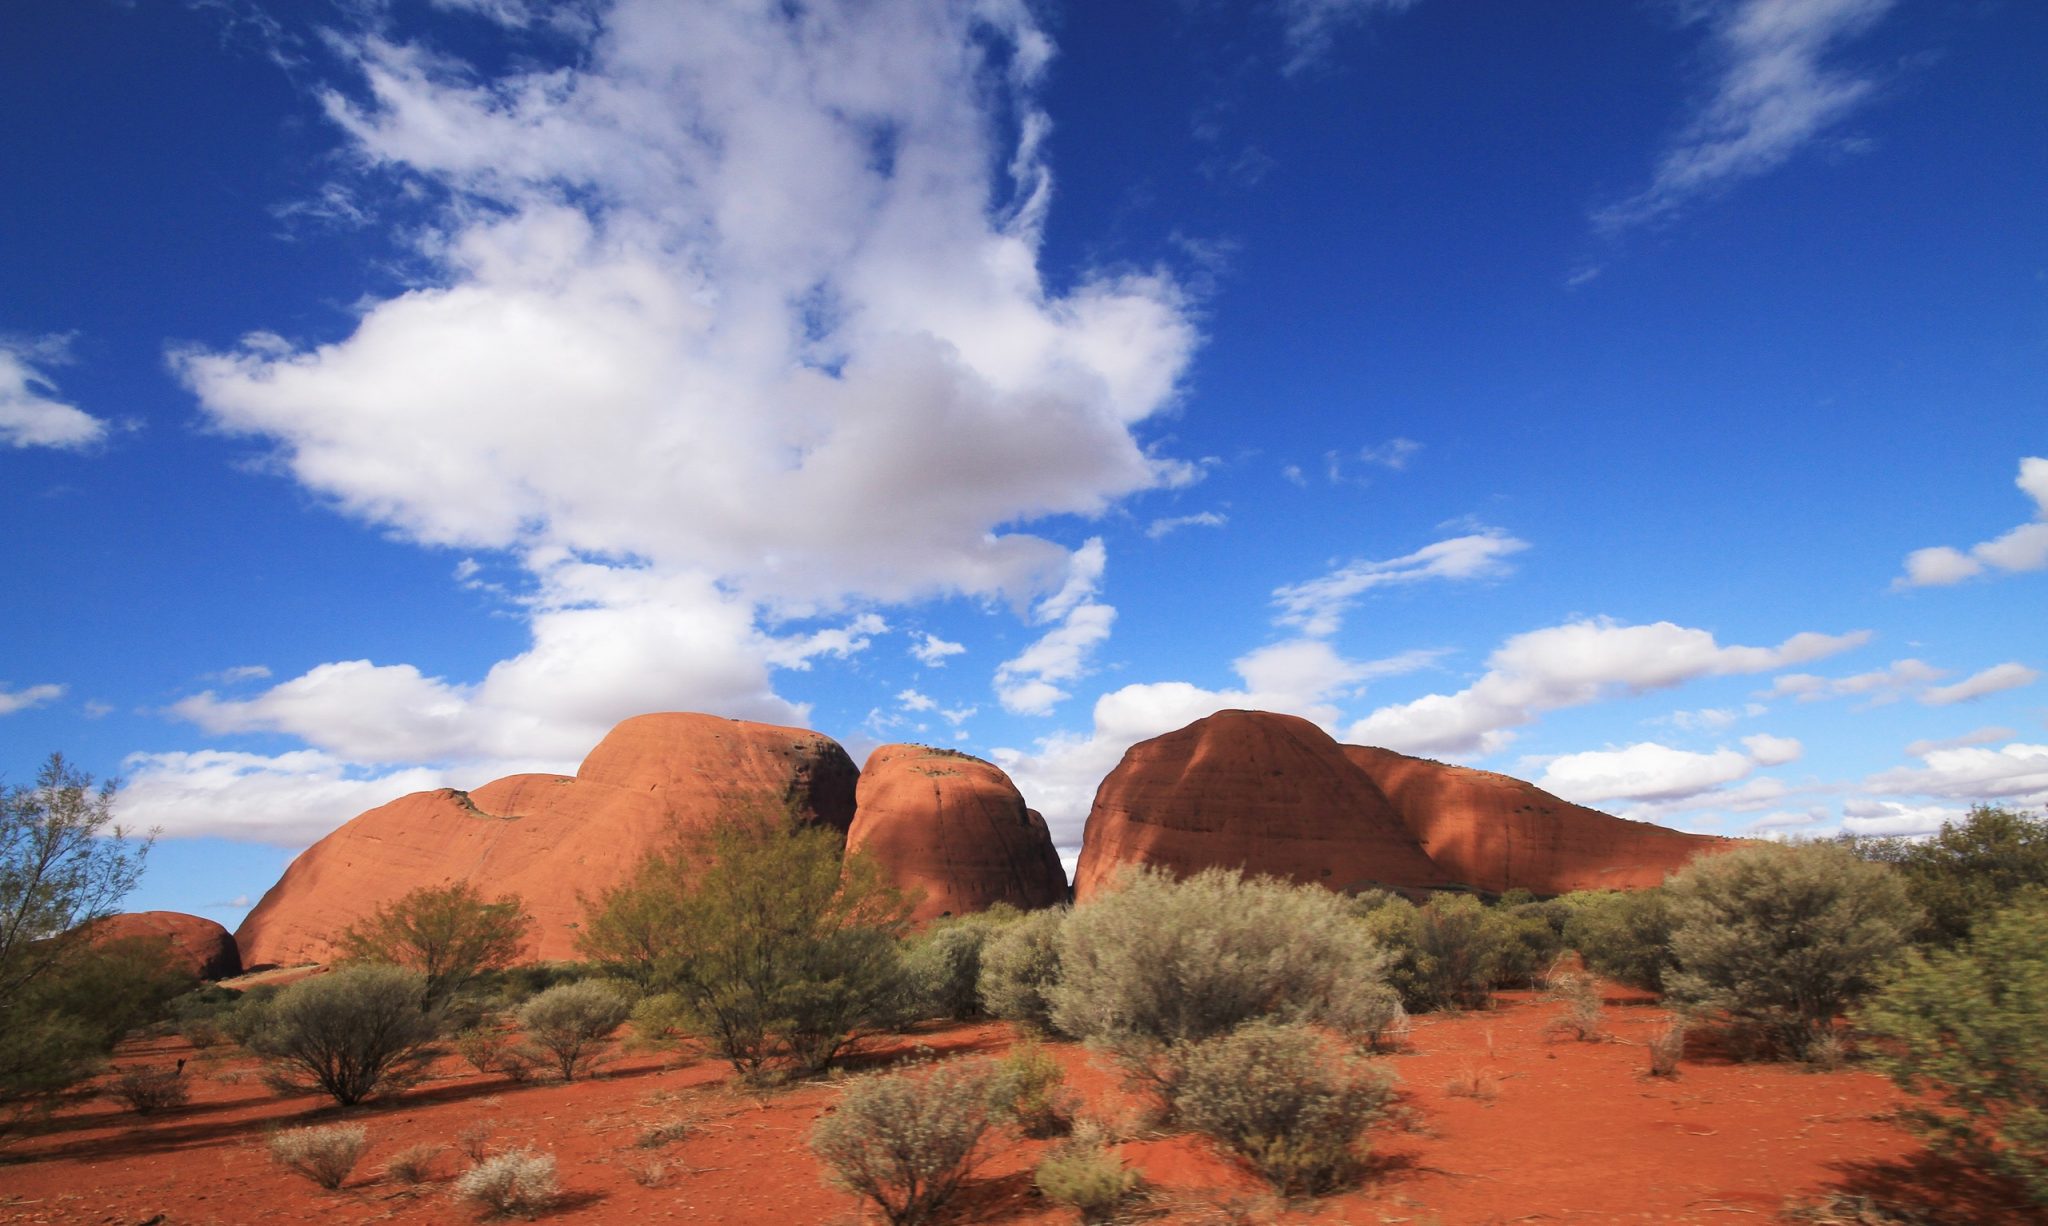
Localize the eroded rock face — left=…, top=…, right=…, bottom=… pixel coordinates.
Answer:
left=235, top=713, right=860, bottom=968
left=1071, top=710, right=1455, bottom=902
left=847, top=745, right=1068, bottom=922
left=1342, top=745, right=1722, bottom=895
left=90, top=911, right=242, bottom=980
left=1072, top=709, right=1721, bottom=902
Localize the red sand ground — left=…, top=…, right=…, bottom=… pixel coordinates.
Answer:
left=2, top=986, right=2035, bottom=1225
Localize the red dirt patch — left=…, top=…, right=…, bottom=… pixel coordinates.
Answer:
left=2, top=989, right=2035, bottom=1225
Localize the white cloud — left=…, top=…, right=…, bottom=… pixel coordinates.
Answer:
left=1273, top=528, right=1528, bottom=637
left=1768, top=657, right=1947, bottom=706
left=1839, top=799, right=1967, bottom=838
left=910, top=633, right=966, bottom=667
left=1357, top=437, right=1421, bottom=470
left=1535, top=733, right=1801, bottom=806
left=1350, top=618, right=1870, bottom=756
left=897, top=689, right=937, bottom=712
left=0, top=683, right=65, bottom=716
left=1903, top=726, right=2015, bottom=757
left=995, top=540, right=1115, bottom=715
left=1896, top=457, right=2048, bottom=587
left=0, top=336, right=108, bottom=450
left=1145, top=511, right=1227, bottom=539
left=1596, top=0, right=1896, bottom=232
left=1741, top=732, right=1804, bottom=766
left=1276, top=0, right=1418, bottom=75
left=1921, top=662, right=2040, bottom=706
left=1664, top=702, right=1765, bottom=731
left=117, top=749, right=453, bottom=845
left=1865, top=741, right=2048, bottom=806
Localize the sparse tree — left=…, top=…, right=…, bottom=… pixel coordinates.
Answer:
left=245, top=964, right=441, bottom=1105
left=516, top=979, right=629, bottom=1081
left=338, top=881, right=531, bottom=1008
left=1844, top=805, right=2048, bottom=946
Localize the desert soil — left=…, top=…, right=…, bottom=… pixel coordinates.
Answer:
left=1, top=985, right=2035, bottom=1225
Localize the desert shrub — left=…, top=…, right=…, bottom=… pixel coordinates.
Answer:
left=1857, top=893, right=2048, bottom=1205
left=340, top=881, right=532, bottom=1010
left=902, top=915, right=1006, bottom=1022
left=1561, top=888, right=1675, bottom=992
left=1647, top=1017, right=1688, bottom=1078
left=2, top=941, right=195, bottom=1138
left=1360, top=893, right=1503, bottom=1012
left=1663, top=842, right=1917, bottom=1060
left=1490, top=899, right=1569, bottom=988
left=581, top=811, right=914, bottom=1078
left=1049, top=867, right=1393, bottom=1083
left=1176, top=1021, right=1394, bottom=1198
left=1545, top=971, right=1604, bottom=1042
left=455, top=1149, right=559, bottom=1218
left=628, top=992, right=691, bottom=1047
left=987, top=1039, right=1071, bottom=1137
left=244, top=964, right=441, bottom=1105
left=486, top=963, right=593, bottom=1007
left=455, top=1026, right=513, bottom=1075
left=107, top=1066, right=188, bottom=1113
left=1034, top=1122, right=1140, bottom=1223
left=1844, top=805, right=2048, bottom=947
left=458, top=1121, right=494, bottom=1163
left=977, top=905, right=1067, bottom=1033
left=385, top=1142, right=444, bottom=1184
left=810, top=1057, right=997, bottom=1226
left=269, top=1123, right=370, bottom=1189
left=516, top=979, right=629, bottom=1081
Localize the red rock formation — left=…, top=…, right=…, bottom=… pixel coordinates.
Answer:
left=847, top=745, right=1068, bottom=922
left=89, top=911, right=242, bottom=980
left=235, top=713, right=859, bottom=968
left=1071, top=710, right=1455, bottom=903
left=1342, top=745, right=1722, bottom=895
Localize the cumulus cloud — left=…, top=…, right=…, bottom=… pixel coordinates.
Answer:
left=1535, top=733, right=1802, bottom=806
left=1596, top=0, right=1896, bottom=232
left=118, top=749, right=452, bottom=846
left=910, top=633, right=966, bottom=667
left=1351, top=618, right=1870, bottom=756
left=0, top=336, right=108, bottom=450
left=1921, top=662, right=2040, bottom=706
left=1273, top=528, right=1528, bottom=637
left=1839, top=798, right=1967, bottom=838
left=1865, top=740, right=2048, bottom=807
left=995, top=539, right=1116, bottom=715
left=1896, top=458, right=2048, bottom=587
left=0, top=683, right=65, bottom=716
left=1768, top=657, right=1947, bottom=706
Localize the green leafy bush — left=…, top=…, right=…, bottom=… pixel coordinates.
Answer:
left=986, top=1039, right=1071, bottom=1137
left=1033, top=1122, right=1140, bottom=1223
left=338, top=881, right=532, bottom=1008
left=269, top=1123, right=369, bottom=1189
left=1663, top=842, right=1916, bottom=1060
left=1857, top=893, right=2048, bottom=1205
left=810, top=1057, right=997, bottom=1226
left=976, top=905, right=1066, bottom=1034
left=515, top=979, right=629, bottom=1081
left=1561, top=888, right=1674, bottom=992
left=1359, top=893, right=1504, bottom=1012
left=245, top=964, right=441, bottom=1104
left=1844, top=805, right=2048, bottom=946
left=902, top=913, right=1007, bottom=1022
left=1175, top=1021, right=1394, bottom=1197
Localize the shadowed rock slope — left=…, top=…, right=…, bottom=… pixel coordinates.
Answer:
left=847, top=745, right=1069, bottom=922
left=1073, top=709, right=1722, bottom=902
left=90, top=911, right=242, bottom=980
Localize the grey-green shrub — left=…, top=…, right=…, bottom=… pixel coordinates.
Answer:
left=455, top=1149, right=559, bottom=1217
left=1663, top=842, right=1916, bottom=1059
left=902, top=916, right=1003, bottom=1022
left=107, top=1066, right=188, bottom=1114
left=1033, top=1122, right=1139, bottom=1224
left=1176, top=1021, right=1394, bottom=1197
left=245, top=965, right=440, bottom=1105
left=1857, top=893, right=2048, bottom=1205
left=1562, top=888, right=1675, bottom=992
left=1359, top=893, right=1504, bottom=1012
left=516, top=979, right=629, bottom=1081
left=810, top=1057, right=997, bottom=1226
left=986, top=1039, right=1071, bottom=1137
left=977, top=906, right=1066, bottom=1033
left=269, top=1123, right=370, bottom=1190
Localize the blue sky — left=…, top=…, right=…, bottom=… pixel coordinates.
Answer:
left=3, top=0, right=2043, bottom=930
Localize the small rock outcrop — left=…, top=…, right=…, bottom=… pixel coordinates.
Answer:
left=847, top=745, right=1068, bottom=922
left=89, top=911, right=242, bottom=980
left=1071, top=710, right=1455, bottom=902
left=235, top=713, right=860, bottom=968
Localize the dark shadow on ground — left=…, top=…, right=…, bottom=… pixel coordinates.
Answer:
left=1817, top=1148, right=2038, bottom=1225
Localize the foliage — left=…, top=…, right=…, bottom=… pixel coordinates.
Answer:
left=245, top=964, right=441, bottom=1104
left=810, top=1057, right=997, bottom=1226
left=1033, top=1122, right=1140, bottom=1224
left=902, top=912, right=1008, bottom=1022
left=579, top=811, right=914, bottom=1078
left=269, top=1123, right=370, bottom=1190
left=987, top=1038, right=1072, bottom=1138
left=1490, top=898, right=1570, bottom=988
left=515, top=979, right=629, bottom=1081
left=1646, top=1017, right=1687, bottom=1078
left=385, top=1143, right=444, bottom=1185
left=1545, top=970, right=1604, bottom=1042
left=976, top=905, right=1067, bottom=1034
left=1857, top=893, right=2048, bottom=1205
left=455, top=1149, right=559, bottom=1218
left=1663, top=842, right=1917, bottom=1060
left=32, top=934, right=197, bottom=1048
left=1561, top=888, right=1676, bottom=992
left=1359, top=893, right=1506, bottom=1012
left=339, top=881, right=532, bottom=1009
left=1175, top=1021, right=1395, bottom=1198
left=1843, top=805, right=2048, bottom=946
left=108, top=1065, right=189, bottom=1113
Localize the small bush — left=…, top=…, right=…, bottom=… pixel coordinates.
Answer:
left=385, top=1143, right=444, bottom=1184
left=245, top=965, right=441, bottom=1105
left=1360, top=894, right=1505, bottom=1012
left=1646, top=1017, right=1687, bottom=1078
left=1176, top=1022, right=1394, bottom=1198
left=903, top=917, right=1003, bottom=1022
left=636, top=1113, right=696, bottom=1148
left=977, top=906, right=1066, bottom=1033
left=1034, top=1123, right=1140, bottom=1224
left=1561, top=889, right=1675, bottom=992
left=628, top=992, right=691, bottom=1047
left=987, top=1040, right=1071, bottom=1138
left=1857, top=894, right=2048, bottom=1205
left=1544, top=972, right=1604, bottom=1042
left=1442, top=1066, right=1501, bottom=1101
left=455, top=1149, right=559, bottom=1218
left=108, top=1066, right=189, bottom=1114
left=270, top=1123, right=370, bottom=1190
left=457, top=1121, right=494, bottom=1163
left=516, top=980, right=629, bottom=1081
left=629, top=1158, right=669, bottom=1187
left=455, top=1027, right=512, bottom=1075
left=810, top=1057, right=997, bottom=1226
